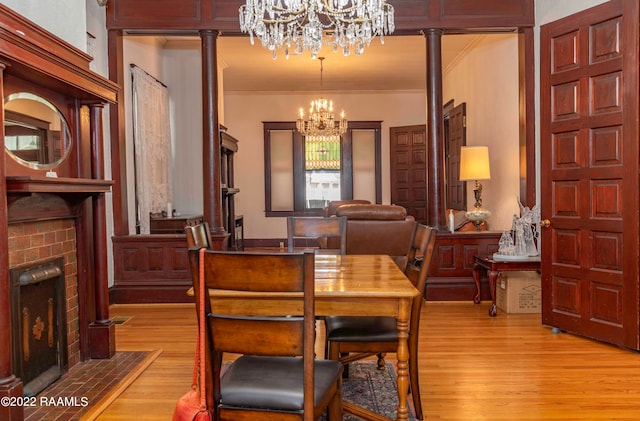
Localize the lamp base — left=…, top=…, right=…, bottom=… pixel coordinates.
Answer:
left=471, top=220, right=484, bottom=231
left=465, top=207, right=491, bottom=231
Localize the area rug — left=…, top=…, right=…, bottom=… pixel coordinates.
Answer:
left=23, top=349, right=162, bottom=421
left=320, top=361, right=417, bottom=421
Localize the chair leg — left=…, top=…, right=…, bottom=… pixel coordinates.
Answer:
left=326, top=378, right=342, bottom=421
left=327, top=341, right=350, bottom=378
left=376, top=352, right=386, bottom=370
left=340, top=352, right=350, bottom=378
left=409, top=348, right=423, bottom=420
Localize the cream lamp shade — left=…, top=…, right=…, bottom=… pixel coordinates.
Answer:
left=459, top=146, right=491, bottom=181
left=459, top=145, right=491, bottom=231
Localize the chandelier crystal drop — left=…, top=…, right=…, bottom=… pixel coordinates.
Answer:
left=239, top=0, right=395, bottom=59
left=296, top=57, right=347, bottom=138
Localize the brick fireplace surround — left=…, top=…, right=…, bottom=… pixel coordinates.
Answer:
left=8, top=219, right=81, bottom=368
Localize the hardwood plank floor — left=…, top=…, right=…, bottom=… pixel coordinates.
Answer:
left=99, top=302, right=640, bottom=420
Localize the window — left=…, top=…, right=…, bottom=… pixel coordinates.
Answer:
left=264, top=121, right=381, bottom=216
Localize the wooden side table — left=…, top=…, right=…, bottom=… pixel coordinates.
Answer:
left=472, top=255, right=541, bottom=316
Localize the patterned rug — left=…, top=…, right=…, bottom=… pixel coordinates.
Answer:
left=320, top=361, right=417, bottom=421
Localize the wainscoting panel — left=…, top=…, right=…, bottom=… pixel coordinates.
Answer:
left=111, top=235, right=193, bottom=303
left=427, top=231, right=501, bottom=301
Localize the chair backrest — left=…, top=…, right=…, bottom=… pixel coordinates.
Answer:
left=287, top=216, right=347, bottom=254
left=185, top=221, right=212, bottom=249
left=188, top=249, right=316, bottom=414
left=404, top=224, right=437, bottom=328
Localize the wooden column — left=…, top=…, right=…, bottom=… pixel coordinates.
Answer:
left=107, top=29, right=129, bottom=235
left=88, top=103, right=115, bottom=359
left=425, top=29, right=446, bottom=229
left=519, top=27, right=536, bottom=208
left=0, top=62, right=24, bottom=421
left=200, top=29, right=229, bottom=249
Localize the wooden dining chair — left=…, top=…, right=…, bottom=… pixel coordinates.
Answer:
left=324, top=223, right=437, bottom=420
left=188, top=249, right=343, bottom=421
left=185, top=221, right=212, bottom=249
left=287, top=216, right=347, bottom=254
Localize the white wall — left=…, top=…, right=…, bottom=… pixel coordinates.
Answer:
left=443, top=34, right=520, bottom=231
left=0, top=0, right=87, bottom=51
left=162, top=41, right=204, bottom=217
left=535, top=0, right=608, bottom=26
left=224, top=90, right=426, bottom=239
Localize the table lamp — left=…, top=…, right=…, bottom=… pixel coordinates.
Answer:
left=459, top=145, right=491, bottom=231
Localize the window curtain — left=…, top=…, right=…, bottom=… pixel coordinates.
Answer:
left=131, top=65, right=173, bottom=234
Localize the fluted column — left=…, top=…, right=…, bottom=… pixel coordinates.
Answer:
left=425, top=29, right=446, bottom=229
left=0, top=61, right=24, bottom=421
left=88, top=103, right=115, bottom=359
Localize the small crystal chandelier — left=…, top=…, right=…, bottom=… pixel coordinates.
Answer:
left=296, top=57, right=347, bottom=139
left=238, top=0, right=395, bottom=59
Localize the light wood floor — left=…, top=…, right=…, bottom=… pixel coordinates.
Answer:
left=98, top=302, right=640, bottom=420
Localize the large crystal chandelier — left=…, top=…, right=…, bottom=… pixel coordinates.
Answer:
left=296, top=57, right=347, bottom=139
left=239, top=0, right=395, bottom=59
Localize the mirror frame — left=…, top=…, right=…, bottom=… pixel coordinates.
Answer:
left=4, top=92, right=71, bottom=170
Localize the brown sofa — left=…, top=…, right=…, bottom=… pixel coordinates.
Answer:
left=323, top=199, right=371, bottom=217
left=327, top=203, right=416, bottom=268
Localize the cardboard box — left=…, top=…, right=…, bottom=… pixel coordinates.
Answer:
left=496, top=271, right=541, bottom=313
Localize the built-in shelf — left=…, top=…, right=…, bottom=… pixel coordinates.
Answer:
left=220, top=128, right=241, bottom=250
left=222, top=187, right=240, bottom=196
left=6, top=176, right=113, bottom=194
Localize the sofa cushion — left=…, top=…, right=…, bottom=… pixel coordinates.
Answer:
left=336, top=204, right=407, bottom=221
left=323, top=200, right=371, bottom=217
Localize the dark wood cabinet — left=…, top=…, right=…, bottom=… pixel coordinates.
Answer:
left=426, top=231, right=501, bottom=301
left=150, top=214, right=203, bottom=235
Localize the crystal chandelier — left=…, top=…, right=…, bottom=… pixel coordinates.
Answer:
left=296, top=57, right=347, bottom=139
left=238, top=0, right=395, bottom=59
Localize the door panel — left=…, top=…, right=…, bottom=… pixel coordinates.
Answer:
left=390, top=125, right=427, bottom=224
left=445, top=103, right=466, bottom=211
left=540, top=0, right=639, bottom=349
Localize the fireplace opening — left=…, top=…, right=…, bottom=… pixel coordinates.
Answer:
left=10, top=257, right=67, bottom=397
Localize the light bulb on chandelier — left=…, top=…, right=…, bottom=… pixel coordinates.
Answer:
left=239, top=0, right=395, bottom=59
left=297, top=57, right=347, bottom=139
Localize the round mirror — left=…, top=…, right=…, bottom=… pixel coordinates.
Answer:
left=4, top=92, right=71, bottom=169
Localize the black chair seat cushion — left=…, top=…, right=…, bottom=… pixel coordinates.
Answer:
left=325, top=316, right=398, bottom=342
left=220, top=355, right=342, bottom=411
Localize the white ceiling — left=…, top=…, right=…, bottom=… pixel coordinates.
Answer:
left=192, top=34, right=480, bottom=92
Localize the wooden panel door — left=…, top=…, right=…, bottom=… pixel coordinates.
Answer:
left=540, top=0, right=640, bottom=349
left=390, top=125, right=427, bottom=224
left=445, top=102, right=467, bottom=210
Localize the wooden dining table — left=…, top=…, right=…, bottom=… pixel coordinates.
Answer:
left=200, top=253, right=419, bottom=421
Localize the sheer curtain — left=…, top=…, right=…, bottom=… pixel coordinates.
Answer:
left=131, top=65, right=173, bottom=234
